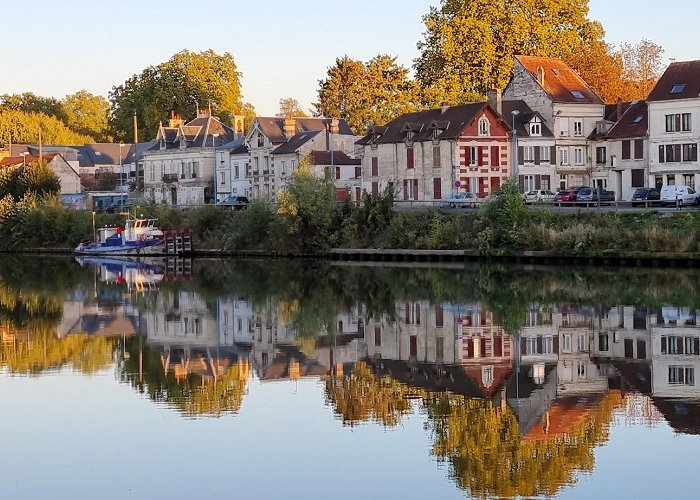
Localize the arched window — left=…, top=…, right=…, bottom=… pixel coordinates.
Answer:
left=478, top=118, right=489, bottom=136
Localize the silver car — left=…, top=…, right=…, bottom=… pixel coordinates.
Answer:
left=523, top=190, right=555, bottom=204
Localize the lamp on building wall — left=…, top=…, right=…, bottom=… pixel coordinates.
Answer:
left=511, top=110, right=520, bottom=181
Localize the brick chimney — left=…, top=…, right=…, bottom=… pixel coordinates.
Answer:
left=616, top=98, right=624, bottom=121
left=487, top=88, right=502, bottom=115
left=167, top=110, right=183, bottom=128
left=440, top=102, right=449, bottom=114
left=283, top=117, right=296, bottom=138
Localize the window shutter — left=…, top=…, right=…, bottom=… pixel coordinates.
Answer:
left=659, top=145, right=665, bottom=163
left=519, top=175, right=525, bottom=192
left=534, top=146, right=541, bottom=165
left=407, top=147, right=414, bottom=169
left=435, top=306, right=444, bottom=328
left=553, top=335, right=559, bottom=353
left=550, top=146, right=556, bottom=164
left=676, top=114, right=682, bottom=131
left=371, top=157, right=378, bottom=176
left=536, top=336, right=543, bottom=354
left=518, top=146, right=524, bottom=164
left=372, top=181, right=379, bottom=197
left=433, top=177, right=441, bottom=199
left=478, top=146, right=485, bottom=166
left=415, top=305, right=420, bottom=325
left=520, top=337, right=527, bottom=354
left=634, top=139, right=644, bottom=159
left=491, top=145, right=499, bottom=167
left=355, top=166, right=361, bottom=178
left=465, top=146, right=471, bottom=165
left=661, top=336, right=667, bottom=354
left=535, top=174, right=541, bottom=190
left=413, top=179, right=418, bottom=199
left=403, top=179, right=408, bottom=200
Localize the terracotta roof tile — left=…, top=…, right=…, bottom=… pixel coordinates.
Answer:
left=515, top=55, right=603, bottom=105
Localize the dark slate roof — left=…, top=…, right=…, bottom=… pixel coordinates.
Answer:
left=501, top=100, right=554, bottom=138
left=156, top=114, right=236, bottom=149
left=309, top=150, right=360, bottom=166
left=270, top=130, right=321, bottom=154
left=515, top=55, right=604, bottom=105
left=356, top=103, right=491, bottom=146
left=605, top=100, right=648, bottom=139
left=647, top=60, right=700, bottom=101
left=256, top=117, right=353, bottom=144
left=221, top=137, right=248, bottom=155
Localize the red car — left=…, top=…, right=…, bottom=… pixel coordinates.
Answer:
left=554, top=190, right=577, bottom=202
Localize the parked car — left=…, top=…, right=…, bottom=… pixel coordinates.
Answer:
left=631, top=187, right=660, bottom=206
left=524, top=190, right=555, bottom=204
left=219, top=195, right=250, bottom=210
left=576, top=187, right=615, bottom=204
left=440, top=192, right=479, bottom=208
left=660, top=185, right=700, bottom=206
left=554, top=190, right=577, bottom=203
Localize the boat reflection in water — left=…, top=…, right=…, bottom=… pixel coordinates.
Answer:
left=1, top=258, right=700, bottom=498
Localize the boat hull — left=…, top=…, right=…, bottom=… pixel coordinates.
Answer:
left=74, top=239, right=166, bottom=256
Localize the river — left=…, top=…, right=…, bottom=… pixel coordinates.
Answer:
left=0, top=255, right=697, bottom=499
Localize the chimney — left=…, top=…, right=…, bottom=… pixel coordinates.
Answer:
left=168, top=110, right=183, bottom=128
left=283, top=117, right=296, bottom=139
left=330, top=118, right=340, bottom=135
left=537, top=66, right=545, bottom=87
left=487, top=88, right=502, bottom=115
left=440, top=102, right=449, bottom=114
left=616, top=98, right=624, bottom=121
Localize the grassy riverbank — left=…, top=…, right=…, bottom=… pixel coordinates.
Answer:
left=3, top=176, right=700, bottom=258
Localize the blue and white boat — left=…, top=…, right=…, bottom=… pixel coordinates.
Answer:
left=75, top=217, right=165, bottom=255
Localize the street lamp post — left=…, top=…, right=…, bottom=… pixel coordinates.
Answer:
left=212, top=134, right=219, bottom=205
left=20, top=151, right=29, bottom=167
left=118, top=143, right=125, bottom=209
left=511, top=110, right=520, bottom=183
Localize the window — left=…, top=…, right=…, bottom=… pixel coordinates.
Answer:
left=562, top=334, right=572, bottom=353
left=219, top=172, right=225, bottom=185
left=577, top=334, right=587, bottom=352
left=661, top=144, right=682, bottom=162
left=469, top=146, right=478, bottom=166
left=149, top=165, right=155, bottom=181
left=433, top=146, right=441, bottom=167
left=684, top=174, right=695, bottom=187
left=524, top=175, right=535, bottom=191
left=435, top=305, right=444, bottom=328
left=433, top=177, right=442, bottom=199
left=234, top=164, right=240, bottom=179
left=682, top=113, right=692, bottom=131
left=371, top=157, right=378, bottom=177
left=559, top=118, right=569, bottom=137
left=253, top=157, right=259, bottom=174
left=540, top=146, right=550, bottom=163
left=671, top=84, right=686, bottom=94
left=622, top=140, right=631, bottom=160
left=577, top=361, right=586, bottom=379
left=669, top=366, right=695, bottom=385
left=631, top=169, right=645, bottom=188
left=192, top=161, right=199, bottom=178
left=406, top=147, right=414, bottom=169
left=257, top=133, right=264, bottom=147
left=335, top=166, right=341, bottom=180
left=571, top=91, right=586, bottom=99
left=634, top=139, right=644, bottom=159
left=355, top=166, right=361, bottom=178
left=530, top=121, right=541, bottom=136
left=478, top=118, right=489, bottom=136
left=523, top=146, right=535, bottom=163
left=683, top=144, right=698, bottom=162
left=596, top=147, right=606, bottom=164
left=573, top=119, right=583, bottom=136
left=374, top=326, right=381, bottom=347
left=632, top=115, right=644, bottom=124
left=541, top=176, right=550, bottom=191
left=559, top=148, right=569, bottom=165
left=574, top=147, right=584, bottom=165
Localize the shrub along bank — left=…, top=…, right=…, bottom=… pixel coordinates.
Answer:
left=3, top=175, right=700, bottom=258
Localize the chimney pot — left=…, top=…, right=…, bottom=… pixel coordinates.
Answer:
left=537, top=66, right=545, bottom=87
left=487, top=88, right=502, bottom=116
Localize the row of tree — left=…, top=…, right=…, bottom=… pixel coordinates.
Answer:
left=315, top=0, right=666, bottom=133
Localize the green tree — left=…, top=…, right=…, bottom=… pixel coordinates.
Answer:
left=0, top=109, right=94, bottom=146
left=414, top=0, right=605, bottom=104
left=241, top=101, right=257, bottom=131
left=277, top=97, right=307, bottom=117
left=316, top=54, right=420, bottom=133
left=109, top=49, right=244, bottom=141
left=0, top=92, right=67, bottom=122
left=62, top=90, right=110, bottom=141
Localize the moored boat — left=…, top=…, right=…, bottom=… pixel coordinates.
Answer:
left=75, top=217, right=165, bottom=255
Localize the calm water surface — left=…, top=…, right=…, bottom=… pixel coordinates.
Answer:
left=0, top=256, right=698, bottom=499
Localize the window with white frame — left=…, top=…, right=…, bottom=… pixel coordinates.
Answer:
left=524, top=175, right=535, bottom=191
left=559, top=148, right=569, bottom=165
left=478, top=118, right=489, bottom=136
left=220, top=171, right=225, bottom=185
left=540, top=146, right=550, bottom=163
left=573, top=119, right=583, bottom=136
left=562, top=334, right=572, bottom=353
left=577, top=361, right=586, bottom=379
left=530, top=119, right=542, bottom=137
left=149, top=164, right=155, bottom=181
left=574, top=147, right=584, bottom=165
left=469, top=177, right=478, bottom=194
left=559, top=118, right=569, bottom=137
left=524, top=146, right=535, bottom=163
left=578, top=334, right=586, bottom=352
left=469, top=146, right=478, bottom=165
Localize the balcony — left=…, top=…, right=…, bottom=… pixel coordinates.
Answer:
left=162, top=173, right=179, bottom=183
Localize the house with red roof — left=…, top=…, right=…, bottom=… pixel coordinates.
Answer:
left=647, top=60, right=700, bottom=190
left=0, top=153, right=81, bottom=195
left=504, top=56, right=605, bottom=191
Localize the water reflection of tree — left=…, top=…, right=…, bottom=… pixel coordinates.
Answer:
left=121, top=338, right=249, bottom=418
left=324, top=361, right=422, bottom=427
left=0, top=331, right=114, bottom=374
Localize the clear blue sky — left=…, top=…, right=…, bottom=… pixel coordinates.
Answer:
left=1, top=0, right=697, bottom=118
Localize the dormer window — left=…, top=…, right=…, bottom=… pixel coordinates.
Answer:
left=478, top=118, right=489, bottom=136
left=406, top=130, right=414, bottom=142
left=257, top=133, right=264, bottom=148
left=529, top=117, right=542, bottom=137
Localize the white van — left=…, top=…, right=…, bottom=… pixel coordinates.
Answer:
left=660, top=185, right=700, bottom=206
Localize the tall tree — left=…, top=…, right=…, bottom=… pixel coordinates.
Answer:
left=0, top=93, right=67, bottom=122
left=109, top=49, right=244, bottom=141
left=619, top=39, right=665, bottom=98
left=0, top=109, right=94, bottom=146
left=414, top=0, right=605, bottom=104
left=62, top=90, right=110, bottom=142
left=316, top=54, right=420, bottom=133
left=277, top=97, right=308, bottom=117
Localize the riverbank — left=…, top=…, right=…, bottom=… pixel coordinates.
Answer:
left=3, top=180, right=700, bottom=262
